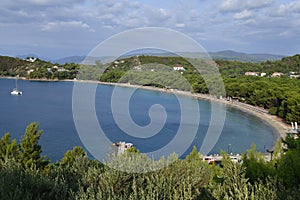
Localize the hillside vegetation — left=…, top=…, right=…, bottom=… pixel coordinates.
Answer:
left=0, top=122, right=300, bottom=199
left=0, top=55, right=79, bottom=79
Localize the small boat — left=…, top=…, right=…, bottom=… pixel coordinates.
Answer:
left=11, top=77, right=22, bottom=96
left=11, top=88, right=22, bottom=95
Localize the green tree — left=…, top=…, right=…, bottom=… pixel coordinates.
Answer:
left=242, top=144, right=276, bottom=183
left=0, top=133, right=19, bottom=161
left=19, top=123, right=49, bottom=169
left=0, top=160, right=69, bottom=200
left=185, top=146, right=201, bottom=162
left=61, top=146, right=86, bottom=166
left=211, top=153, right=250, bottom=200
left=125, top=146, right=140, bottom=153
left=277, top=135, right=300, bottom=187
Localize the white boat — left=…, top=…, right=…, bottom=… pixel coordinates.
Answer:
left=11, top=88, right=22, bottom=95
left=11, top=77, right=22, bottom=95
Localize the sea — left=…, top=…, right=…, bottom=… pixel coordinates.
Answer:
left=0, top=78, right=275, bottom=162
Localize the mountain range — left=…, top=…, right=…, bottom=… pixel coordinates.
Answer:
left=209, top=50, right=285, bottom=63
left=17, top=50, right=286, bottom=64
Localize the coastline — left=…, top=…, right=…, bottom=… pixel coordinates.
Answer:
left=2, top=76, right=291, bottom=143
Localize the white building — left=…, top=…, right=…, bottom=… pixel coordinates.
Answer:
left=245, top=72, right=259, bottom=76
left=25, top=57, right=37, bottom=63
left=27, top=69, right=34, bottom=74
left=271, top=72, right=284, bottom=77
left=290, top=74, right=300, bottom=78
left=260, top=72, right=267, bottom=77
left=57, top=67, right=66, bottom=72
left=114, top=142, right=133, bottom=155
left=173, top=64, right=185, bottom=71
left=133, top=66, right=141, bottom=70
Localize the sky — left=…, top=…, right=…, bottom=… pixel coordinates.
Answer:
left=0, top=0, right=300, bottom=59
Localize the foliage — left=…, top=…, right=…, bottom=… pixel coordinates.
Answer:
left=125, top=146, right=140, bottom=153
left=1, top=124, right=300, bottom=199
left=223, top=76, right=300, bottom=122
left=0, top=122, right=49, bottom=169
left=277, top=134, right=300, bottom=187
left=211, top=153, right=250, bottom=199
left=0, top=160, right=69, bottom=200
left=19, top=123, right=49, bottom=169
left=0, top=133, right=18, bottom=161
left=242, top=144, right=277, bottom=184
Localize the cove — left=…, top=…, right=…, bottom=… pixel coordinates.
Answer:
left=0, top=78, right=275, bottom=161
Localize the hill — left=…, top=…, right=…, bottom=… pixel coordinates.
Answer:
left=217, top=54, right=300, bottom=76
left=43, top=50, right=285, bottom=64
left=209, top=50, right=285, bottom=62
left=0, top=56, right=37, bottom=76
left=0, top=55, right=79, bottom=79
left=52, top=56, right=86, bottom=64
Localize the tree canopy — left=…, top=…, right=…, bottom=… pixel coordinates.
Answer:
left=0, top=123, right=300, bottom=199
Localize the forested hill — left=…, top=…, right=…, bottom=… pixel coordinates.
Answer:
left=0, top=54, right=299, bottom=78
left=0, top=56, right=34, bottom=76
left=0, top=55, right=52, bottom=77
left=0, top=55, right=79, bottom=79
left=217, top=54, right=300, bottom=76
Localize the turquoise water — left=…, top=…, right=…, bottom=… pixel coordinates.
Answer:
left=0, top=78, right=275, bottom=161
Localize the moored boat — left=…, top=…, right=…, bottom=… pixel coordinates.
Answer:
left=11, top=77, right=22, bottom=95
left=11, top=88, right=22, bottom=95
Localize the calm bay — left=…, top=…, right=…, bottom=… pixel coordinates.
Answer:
left=0, top=78, right=275, bottom=162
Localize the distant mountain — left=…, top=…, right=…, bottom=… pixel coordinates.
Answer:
left=52, top=56, right=115, bottom=65
left=52, top=56, right=86, bottom=64
left=209, top=50, right=285, bottom=62
left=17, top=50, right=286, bottom=64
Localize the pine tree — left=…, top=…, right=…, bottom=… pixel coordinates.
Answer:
left=0, top=133, right=19, bottom=161
left=19, top=122, right=49, bottom=169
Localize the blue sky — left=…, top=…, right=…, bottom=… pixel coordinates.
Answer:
left=0, top=0, right=299, bottom=59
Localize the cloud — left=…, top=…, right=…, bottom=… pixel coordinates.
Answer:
left=234, top=10, right=252, bottom=19
left=6, top=0, right=84, bottom=7
left=41, top=21, right=92, bottom=32
left=143, top=7, right=171, bottom=25
left=0, top=0, right=89, bottom=25
left=277, top=0, right=300, bottom=16
left=0, top=7, right=33, bottom=23
left=0, top=0, right=300, bottom=57
left=90, top=1, right=173, bottom=28
left=220, top=0, right=273, bottom=12
left=175, top=23, right=185, bottom=28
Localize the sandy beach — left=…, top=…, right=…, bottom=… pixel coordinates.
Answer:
left=3, top=76, right=291, bottom=143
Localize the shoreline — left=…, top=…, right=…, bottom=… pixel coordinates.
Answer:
left=2, top=76, right=291, bottom=144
